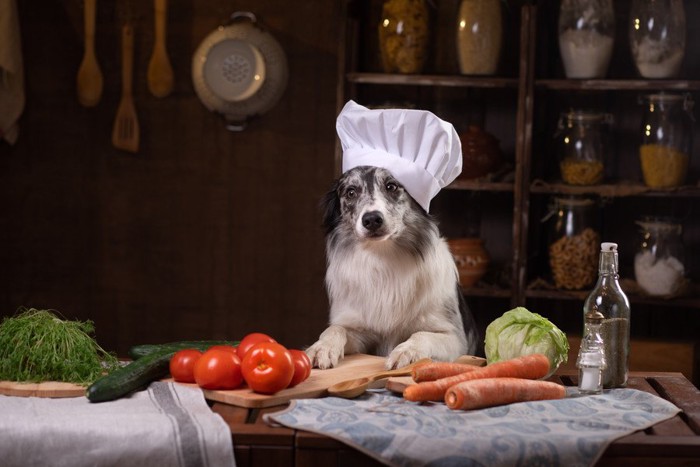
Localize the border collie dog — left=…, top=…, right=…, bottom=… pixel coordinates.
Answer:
left=306, top=166, right=479, bottom=370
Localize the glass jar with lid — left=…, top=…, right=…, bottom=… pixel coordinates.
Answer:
left=378, top=0, right=430, bottom=74
left=558, top=0, right=615, bottom=79
left=547, top=196, right=601, bottom=290
left=556, top=110, right=612, bottom=185
left=639, top=93, right=694, bottom=188
left=629, top=0, right=685, bottom=79
left=634, top=217, right=686, bottom=296
left=456, top=0, right=503, bottom=75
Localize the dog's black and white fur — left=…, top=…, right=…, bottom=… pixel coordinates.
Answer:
left=306, top=166, right=479, bottom=370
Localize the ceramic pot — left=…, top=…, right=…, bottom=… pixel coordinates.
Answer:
left=458, top=125, right=503, bottom=179
left=448, top=238, right=490, bottom=288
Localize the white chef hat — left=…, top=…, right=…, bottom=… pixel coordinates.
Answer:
left=336, top=100, right=462, bottom=212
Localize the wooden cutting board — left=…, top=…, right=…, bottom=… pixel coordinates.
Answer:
left=200, top=353, right=387, bottom=408
left=0, top=380, right=86, bottom=398
left=0, top=354, right=389, bottom=404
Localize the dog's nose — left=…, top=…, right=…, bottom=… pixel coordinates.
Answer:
left=362, top=211, right=384, bottom=231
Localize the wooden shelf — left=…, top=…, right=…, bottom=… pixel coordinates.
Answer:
left=529, top=181, right=700, bottom=197
left=536, top=79, right=700, bottom=91
left=525, top=289, right=700, bottom=309
left=448, top=179, right=515, bottom=193
left=346, top=72, right=519, bottom=89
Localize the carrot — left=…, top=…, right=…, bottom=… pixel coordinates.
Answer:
left=444, top=377, right=566, bottom=410
left=412, top=362, right=480, bottom=382
left=403, top=353, right=551, bottom=402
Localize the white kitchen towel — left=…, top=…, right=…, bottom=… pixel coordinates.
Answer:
left=0, top=382, right=235, bottom=467
left=266, top=388, right=680, bottom=467
left=0, top=0, right=25, bottom=144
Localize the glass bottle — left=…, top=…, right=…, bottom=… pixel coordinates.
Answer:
left=556, top=110, right=611, bottom=185
left=629, top=0, right=686, bottom=79
left=576, top=309, right=606, bottom=394
left=639, top=93, right=694, bottom=188
left=548, top=196, right=601, bottom=290
left=456, top=0, right=502, bottom=75
left=558, top=0, right=615, bottom=79
left=583, top=242, right=631, bottom=388
left=378, top=0, right=430, bottom=74
left=634, top=218, right=686, bottom=296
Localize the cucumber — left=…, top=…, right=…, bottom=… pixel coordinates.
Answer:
left=86, top=347, right=174, bottom=402
left=127, top=339, right=239, bottom=360
left=87, top=339, right=240, bottom=402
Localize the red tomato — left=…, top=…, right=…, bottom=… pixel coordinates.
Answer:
left=208, top=345, right=238, bottom=354
left=193, top=349, right=243, bottom=390
left=288, top=349, right=312, bottom=388
left=236, top=332, right=276, bottom=360
left=241, top=342, right=294, bottom=394
left=169, top=349, right=203, bottom=383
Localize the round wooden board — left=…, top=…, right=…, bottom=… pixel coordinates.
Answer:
left=0, top=380, right=86, bottom=398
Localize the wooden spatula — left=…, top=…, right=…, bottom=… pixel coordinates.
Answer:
left=76, top=0, right=103, bottom=107
left=147, top=0, right=174, bottom=98
left=112, top=23, right=140, bottom=153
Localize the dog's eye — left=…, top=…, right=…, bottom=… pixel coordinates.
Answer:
left=345, top=188, right=357, bottom=198
left=386, top=182, right=398, bottom=192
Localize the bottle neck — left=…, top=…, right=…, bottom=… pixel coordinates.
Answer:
left=598, top=250, right=618, bottom=276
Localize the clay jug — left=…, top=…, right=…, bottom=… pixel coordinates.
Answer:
left=448, top=238, right=490, bottom=287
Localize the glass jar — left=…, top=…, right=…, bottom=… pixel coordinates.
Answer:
left=639, top=93, right=694, bottom=188
left=456, top=0, right=502, bottom=75
left=634, top=218, right=686, bottom=296
left=548, top=196, right=601, bottom=290
left=556, top=110, right=611, bottom=185
left=558, top=0, right=615, bottom=79
left=629, top=0, right=686, bottom=79
left=378, top=0, right=430, bottom=74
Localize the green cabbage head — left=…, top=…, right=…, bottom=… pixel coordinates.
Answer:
left=484, top=307, right=569, bottom=377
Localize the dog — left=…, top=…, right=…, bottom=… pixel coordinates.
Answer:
left=306, top=166, right=479, bottom=370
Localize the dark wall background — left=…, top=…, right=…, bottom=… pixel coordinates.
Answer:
left=0, top=0, right=339, bottom=355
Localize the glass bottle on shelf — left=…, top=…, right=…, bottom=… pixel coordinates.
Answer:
left=555, top=110, right=611, bottom=185
left=639, top=93, right=694, bottom=188
left=558, top=0, right=615, bottom=79
left=576, top=309, right=606, bottom=394
left=583, top=242, right=631, bottom=389
left=634, top=218, right=686, bottom=297
left=629, top=0, right=686, bottom=79
left=547, top=196, right=601, bottom=290
left=378, top=0, right=430, bottom=74
left=456, top=0, right=502, bottom=75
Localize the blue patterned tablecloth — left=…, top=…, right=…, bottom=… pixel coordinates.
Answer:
left=265, top=388, right=680, bottom=467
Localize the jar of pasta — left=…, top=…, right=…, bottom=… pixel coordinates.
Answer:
left=634, top=218, right=686, bottom=297
left=639, top=93, right=694, bottom=188
left=547, top=196, right=601, bottom=290
left=556, top=110, right=611, bottom=185
left=378, top=0, right=430, bottom=74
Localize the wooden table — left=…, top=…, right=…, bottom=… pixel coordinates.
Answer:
left=211, top=371, right=700, bottom=467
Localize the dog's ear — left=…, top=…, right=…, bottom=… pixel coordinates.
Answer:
left=320, top=180, right=341, bottom=234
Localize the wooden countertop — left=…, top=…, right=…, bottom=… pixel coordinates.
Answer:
left=211, top=371, right=700, bottom=467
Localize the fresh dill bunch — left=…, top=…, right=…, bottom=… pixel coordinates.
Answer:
left=0, top=307, right=120, bottom=385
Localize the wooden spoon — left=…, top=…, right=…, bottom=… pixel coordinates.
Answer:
left=76, top=0, right=103, bottom=107
left=147, top=0, right=174, bottom=98
left=327, top=358, right=432, bottom=399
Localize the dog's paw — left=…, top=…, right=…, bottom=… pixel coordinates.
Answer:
left=386, top=344, right=426, bottom=370
left=305, top=341, right=343, bottom=369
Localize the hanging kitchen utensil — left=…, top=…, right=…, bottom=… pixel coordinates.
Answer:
left=147, top=0, right=174, bottom=98
left=192, top=11, right=288, bottom=131
left=111, top=23, right=140, bottom=153
left=76, top=0, right=103, bottom=107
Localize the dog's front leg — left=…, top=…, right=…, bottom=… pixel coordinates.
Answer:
left=306, top=325, right=370, bottom=369
left=386, top=331, right=465, bottom=370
